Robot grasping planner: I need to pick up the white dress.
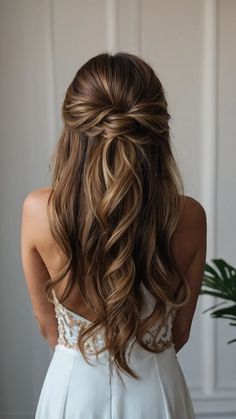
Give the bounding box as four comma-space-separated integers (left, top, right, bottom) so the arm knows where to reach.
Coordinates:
35, 282, 195, 419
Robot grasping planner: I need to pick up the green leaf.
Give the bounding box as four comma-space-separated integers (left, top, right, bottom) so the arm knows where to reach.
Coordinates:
212, 258, 236, 280
205, 304, 236, 322
227, 338, 236, 344
202, 301, 226, 314
201, 259, 236, 345
201, 259, 236, 302
204, 263, 220, 278
200, 290, 236, 302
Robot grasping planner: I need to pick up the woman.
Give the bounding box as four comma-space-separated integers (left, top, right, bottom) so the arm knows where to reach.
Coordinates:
21, 52, 207, 419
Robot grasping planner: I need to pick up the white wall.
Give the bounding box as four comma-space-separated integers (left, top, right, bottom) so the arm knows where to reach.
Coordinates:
0, 0, 235, 418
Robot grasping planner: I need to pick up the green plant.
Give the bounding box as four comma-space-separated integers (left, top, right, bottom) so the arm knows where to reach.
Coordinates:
200, 258, 236, 344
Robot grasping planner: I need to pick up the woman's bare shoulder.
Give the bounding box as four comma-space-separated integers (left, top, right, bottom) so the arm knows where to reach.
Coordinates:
178, 195, 207, 232
23, 187, 52, 209
22, 187, 53, 248
171, 195, 207, 273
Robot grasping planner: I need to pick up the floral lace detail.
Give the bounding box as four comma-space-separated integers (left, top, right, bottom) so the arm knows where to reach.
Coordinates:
142, 306, 176, 351
51, 289, 175, 355
51, 289, 104, 355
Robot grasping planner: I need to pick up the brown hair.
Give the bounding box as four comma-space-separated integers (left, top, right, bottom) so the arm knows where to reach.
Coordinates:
46, 52, 189, 379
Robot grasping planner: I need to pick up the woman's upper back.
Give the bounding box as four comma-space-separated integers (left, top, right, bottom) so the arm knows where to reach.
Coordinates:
26, 187, 205, 322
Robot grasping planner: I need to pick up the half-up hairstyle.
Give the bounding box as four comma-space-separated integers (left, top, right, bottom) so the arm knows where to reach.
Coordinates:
46, 52, 190, 379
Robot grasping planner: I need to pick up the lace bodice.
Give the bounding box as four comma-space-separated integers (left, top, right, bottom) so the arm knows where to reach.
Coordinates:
51, 283, 175, 357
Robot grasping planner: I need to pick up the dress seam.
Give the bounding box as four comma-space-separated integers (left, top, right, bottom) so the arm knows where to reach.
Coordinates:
60, 351, 77, 417
109, 354, 113, 419
153, 353, 168, 419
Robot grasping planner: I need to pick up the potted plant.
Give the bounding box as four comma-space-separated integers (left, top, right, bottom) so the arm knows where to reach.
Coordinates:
200, 258, 236, 344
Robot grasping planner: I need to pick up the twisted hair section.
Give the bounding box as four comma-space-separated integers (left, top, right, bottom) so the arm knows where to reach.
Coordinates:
46, 52, 190, 379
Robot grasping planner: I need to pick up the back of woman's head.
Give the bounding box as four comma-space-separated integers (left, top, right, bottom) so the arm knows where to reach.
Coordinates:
47, 52, 189, 379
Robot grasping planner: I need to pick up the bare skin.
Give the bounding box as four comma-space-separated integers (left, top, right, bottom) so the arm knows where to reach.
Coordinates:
21, 188, 207, 351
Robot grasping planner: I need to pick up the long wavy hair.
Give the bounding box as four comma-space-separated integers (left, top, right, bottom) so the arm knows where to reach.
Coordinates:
46, 52, 190, 379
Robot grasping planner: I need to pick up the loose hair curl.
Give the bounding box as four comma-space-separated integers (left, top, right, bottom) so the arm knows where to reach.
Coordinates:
46, 52, 190, 379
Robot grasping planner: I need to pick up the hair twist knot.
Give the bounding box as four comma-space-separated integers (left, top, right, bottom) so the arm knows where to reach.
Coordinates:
64, 100, 169, 141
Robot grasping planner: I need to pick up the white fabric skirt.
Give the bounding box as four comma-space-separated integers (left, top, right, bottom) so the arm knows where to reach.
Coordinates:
35, 343, 195, 419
